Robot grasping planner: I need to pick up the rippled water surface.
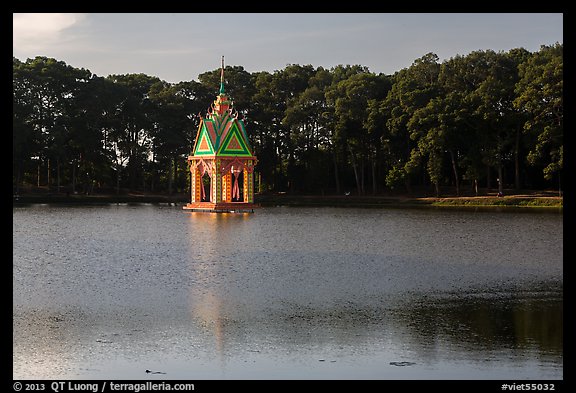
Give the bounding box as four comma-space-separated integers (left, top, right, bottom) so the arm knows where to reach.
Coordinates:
13, 205, 563, 379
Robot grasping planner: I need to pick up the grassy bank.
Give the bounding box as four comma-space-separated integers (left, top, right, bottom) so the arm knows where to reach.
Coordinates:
13, 190, 562, 209
428, 196, 563, 208
12, 192, 188, 205
255, 192, 563, 209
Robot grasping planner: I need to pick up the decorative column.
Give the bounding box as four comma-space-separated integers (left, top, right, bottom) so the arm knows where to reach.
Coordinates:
222, 171, 232, 203
244, 165, 254, 203
191, 162, 202, 203
213, 160, 222, 203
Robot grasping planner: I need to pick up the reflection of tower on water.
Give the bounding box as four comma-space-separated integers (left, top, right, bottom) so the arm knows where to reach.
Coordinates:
185, 212, 232, 374
190, 291, 226, 362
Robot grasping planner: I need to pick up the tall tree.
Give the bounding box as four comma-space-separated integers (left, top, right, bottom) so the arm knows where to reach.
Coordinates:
282, 66, 335, 192
251, 65, 315, 192
407, 93, 466, 196
106, 73, 160, 191
514, 43, 563, 192
250, 71, 280, 191
327, 71, 391, 195
473, 50, 529, 195
13, 56, 93, 192
13, 57, 41, 192
148, 80, 211, 193
438, 50, 526, 195
379, 53, 441, 193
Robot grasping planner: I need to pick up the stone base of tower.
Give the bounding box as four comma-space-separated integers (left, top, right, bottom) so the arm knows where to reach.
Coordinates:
183, 202, 259, 213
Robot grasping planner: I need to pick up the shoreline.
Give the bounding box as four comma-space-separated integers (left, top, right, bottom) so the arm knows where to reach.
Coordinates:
12, 191, 563, 210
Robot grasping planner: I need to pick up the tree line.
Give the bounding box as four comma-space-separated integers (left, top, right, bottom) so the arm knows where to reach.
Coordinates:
13, 43, 562, 197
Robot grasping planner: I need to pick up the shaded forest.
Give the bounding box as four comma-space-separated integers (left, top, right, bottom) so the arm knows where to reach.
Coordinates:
13, 44, 562, 197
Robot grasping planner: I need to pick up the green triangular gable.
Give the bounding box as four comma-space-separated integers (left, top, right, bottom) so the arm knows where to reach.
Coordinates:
193, 126, 215, 156
236, 120, 252, 151
217, 121, 252, 156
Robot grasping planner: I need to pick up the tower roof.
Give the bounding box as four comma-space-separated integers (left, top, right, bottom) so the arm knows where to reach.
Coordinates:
212, 55, 232, 116
219, 55, 225, 95
191, 57, 255, 158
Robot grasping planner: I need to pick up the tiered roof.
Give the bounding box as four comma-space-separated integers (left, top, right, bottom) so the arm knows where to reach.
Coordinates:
191, 57, 254, 158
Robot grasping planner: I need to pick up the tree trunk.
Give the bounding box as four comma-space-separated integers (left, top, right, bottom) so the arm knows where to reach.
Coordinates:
15, 160, 22, 194
371, 159, 377, 195
348, 146, 361, 196
486, 165, 491, 192
332, 151, 341, 194
449, 150, 460, 196
71, 161, 76, 194
116, 166, 121, 195
173, 158, 178, 193
47, 158, 51, 190
514, 127, 521, 190
288, 148, 296, 194
258, 172, 262, 193
56, 158, 61, 193
168, 158, 174, 195
360, 156, 365, 196
497, 164, 504, 195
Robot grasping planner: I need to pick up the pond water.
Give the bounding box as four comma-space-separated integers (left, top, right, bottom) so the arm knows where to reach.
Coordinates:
13, 205, 563, 380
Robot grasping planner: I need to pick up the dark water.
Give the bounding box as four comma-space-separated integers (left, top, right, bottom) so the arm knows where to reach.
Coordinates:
13, 205, 563, 379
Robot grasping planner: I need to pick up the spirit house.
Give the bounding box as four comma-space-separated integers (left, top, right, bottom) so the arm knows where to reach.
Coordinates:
184, 58, 258, 212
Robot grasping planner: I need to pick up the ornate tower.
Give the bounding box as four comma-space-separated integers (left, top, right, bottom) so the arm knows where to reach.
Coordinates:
184, 57, 258, 212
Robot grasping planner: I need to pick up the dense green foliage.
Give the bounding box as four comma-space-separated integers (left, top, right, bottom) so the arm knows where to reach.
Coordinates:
13, 44, 562, 196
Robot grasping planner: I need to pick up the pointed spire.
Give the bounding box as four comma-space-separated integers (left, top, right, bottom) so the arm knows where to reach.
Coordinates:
212, 56, 232, 116
219, 55, 225, 95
